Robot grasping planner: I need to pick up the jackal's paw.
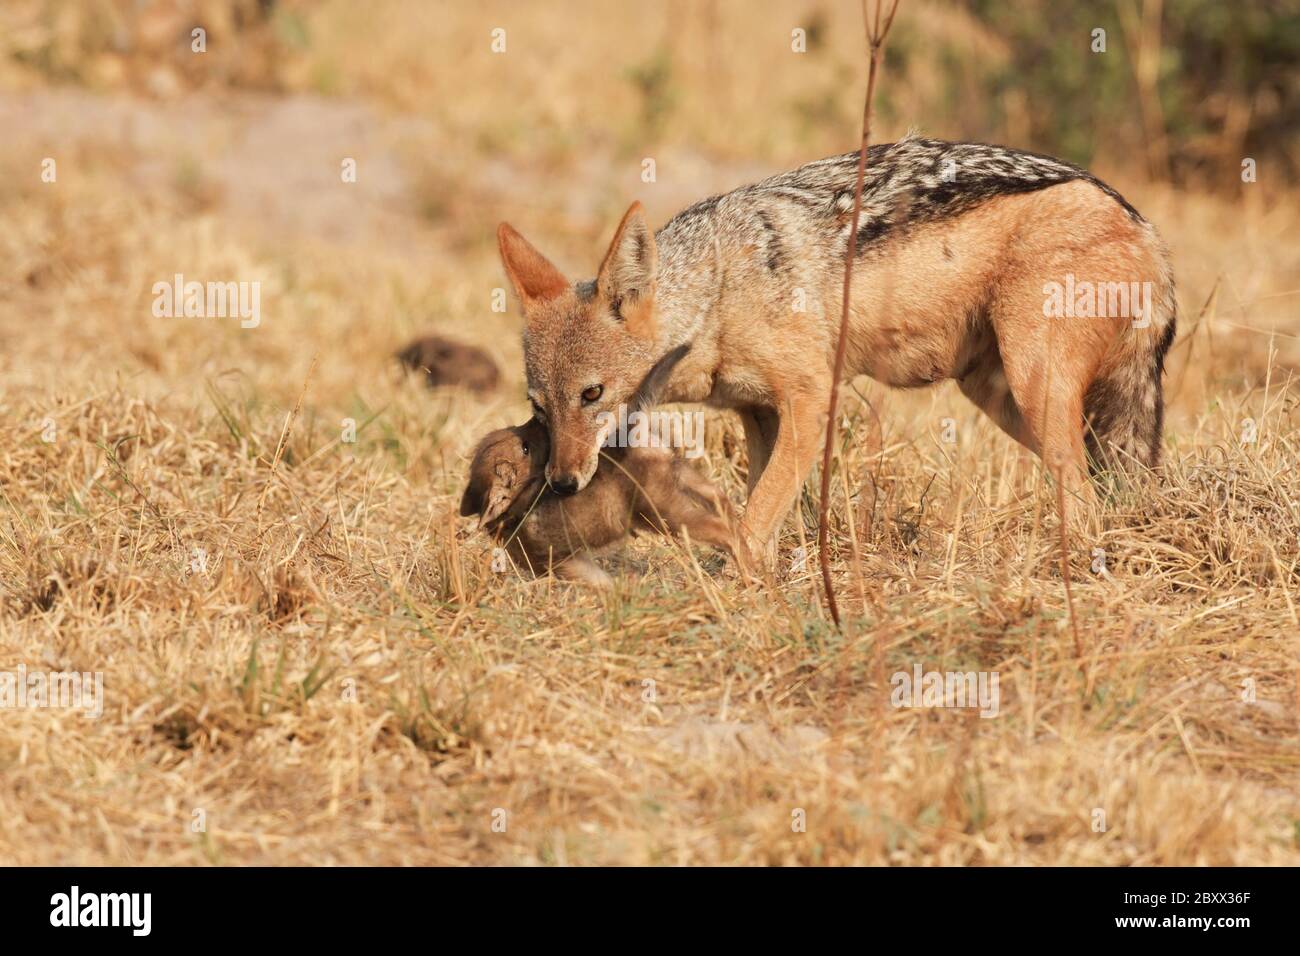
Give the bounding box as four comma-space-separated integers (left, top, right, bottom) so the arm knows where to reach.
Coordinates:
718, 555, 746, 583
717, 541, 768, 588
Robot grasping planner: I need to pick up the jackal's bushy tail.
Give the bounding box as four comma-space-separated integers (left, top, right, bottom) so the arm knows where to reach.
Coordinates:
1083, 266, 1177, 474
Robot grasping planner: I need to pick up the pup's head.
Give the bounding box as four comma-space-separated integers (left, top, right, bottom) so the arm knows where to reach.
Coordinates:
459, 418, 550, 527
497, 202, 665, 496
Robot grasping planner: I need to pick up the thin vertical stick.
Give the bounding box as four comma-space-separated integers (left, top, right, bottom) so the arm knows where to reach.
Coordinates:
818, 0, 901, 627
838, 457, 868, 614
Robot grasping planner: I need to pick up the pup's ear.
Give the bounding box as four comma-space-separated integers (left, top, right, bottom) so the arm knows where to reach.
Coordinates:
459, 476, 485, 518
629, 343, 691, 412
479, 483, 516, 526
498, 223, 570, 309
597, 201, 657, 340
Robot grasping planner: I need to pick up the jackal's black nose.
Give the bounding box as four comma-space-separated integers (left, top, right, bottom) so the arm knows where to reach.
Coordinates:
550, 476, 579, 497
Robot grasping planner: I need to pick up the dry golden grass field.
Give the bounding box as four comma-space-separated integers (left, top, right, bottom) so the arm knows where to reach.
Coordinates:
1, 1, 1298, 866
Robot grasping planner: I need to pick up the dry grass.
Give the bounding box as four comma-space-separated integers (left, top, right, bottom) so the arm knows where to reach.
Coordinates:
0, 1, 1298, 866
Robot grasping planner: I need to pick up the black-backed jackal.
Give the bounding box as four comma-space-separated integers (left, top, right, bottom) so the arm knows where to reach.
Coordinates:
497, 136, 1176, 563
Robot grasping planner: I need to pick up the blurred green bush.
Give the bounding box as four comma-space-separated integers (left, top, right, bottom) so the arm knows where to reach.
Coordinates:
959, 0, 1300, 183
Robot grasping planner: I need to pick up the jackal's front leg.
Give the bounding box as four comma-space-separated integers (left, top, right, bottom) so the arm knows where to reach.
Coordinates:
737, 392, 827, 563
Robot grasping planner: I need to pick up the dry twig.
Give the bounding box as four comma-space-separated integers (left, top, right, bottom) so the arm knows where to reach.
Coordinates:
818, 0, 902, 626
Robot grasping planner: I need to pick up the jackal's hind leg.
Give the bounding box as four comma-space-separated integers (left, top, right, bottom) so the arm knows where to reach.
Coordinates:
992, 297, 1100, 535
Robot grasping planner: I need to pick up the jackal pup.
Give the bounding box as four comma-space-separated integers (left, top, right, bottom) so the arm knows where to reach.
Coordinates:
459, 417, 739, 587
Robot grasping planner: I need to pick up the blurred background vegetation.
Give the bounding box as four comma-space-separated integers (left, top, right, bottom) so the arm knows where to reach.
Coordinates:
0, 0, 1296, 188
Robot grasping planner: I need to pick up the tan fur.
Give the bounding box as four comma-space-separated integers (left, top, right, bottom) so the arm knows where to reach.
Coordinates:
497, 140, 1175, 563
460, 419, 741, 587
734, 182, 1171, 538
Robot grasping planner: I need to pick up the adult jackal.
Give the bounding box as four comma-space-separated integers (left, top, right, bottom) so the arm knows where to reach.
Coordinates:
497, 136, 1176, 561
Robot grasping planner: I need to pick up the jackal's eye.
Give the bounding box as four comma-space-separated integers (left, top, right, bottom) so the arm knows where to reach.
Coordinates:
581, 385, 603, 405
521, 441, 529, 456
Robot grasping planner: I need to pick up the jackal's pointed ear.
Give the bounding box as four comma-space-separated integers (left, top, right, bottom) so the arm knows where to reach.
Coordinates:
497, 223, 570, 309
597, 202, 657, 339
